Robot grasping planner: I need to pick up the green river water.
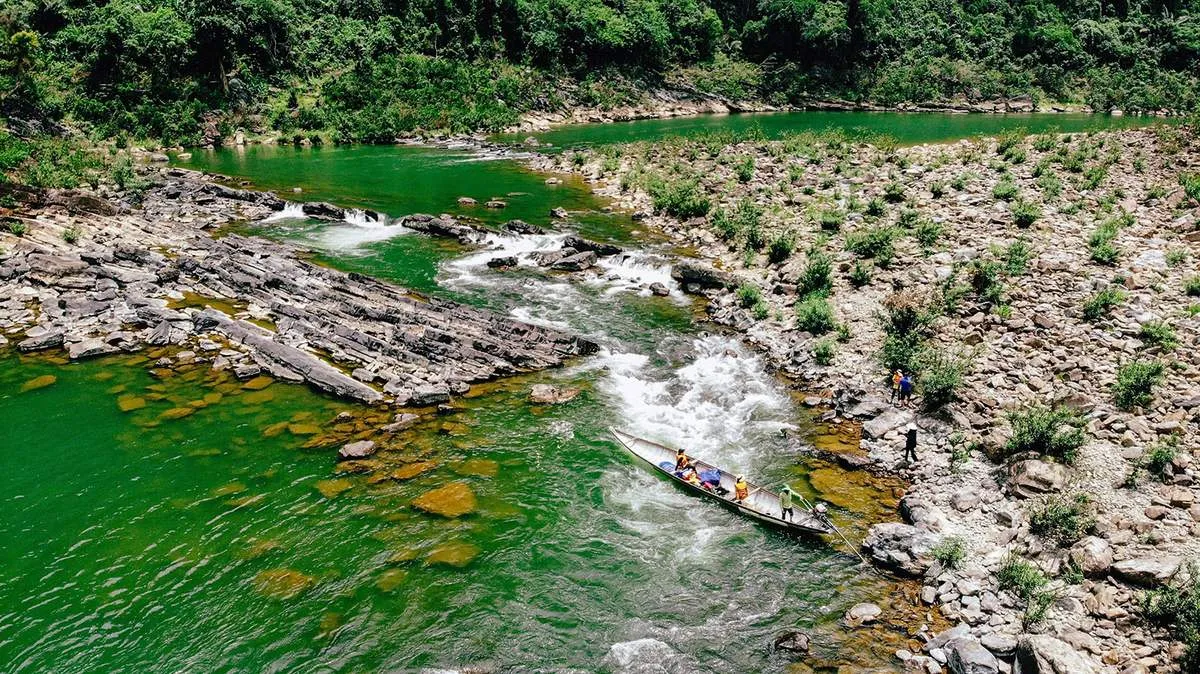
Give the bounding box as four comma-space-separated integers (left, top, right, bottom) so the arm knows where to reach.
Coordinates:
0, 111, 1164, 673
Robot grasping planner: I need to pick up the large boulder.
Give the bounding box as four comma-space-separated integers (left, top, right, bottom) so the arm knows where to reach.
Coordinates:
772, 630, 810, 654
862, 522, 938, 576
947, 636, 1000, 674
862, 407, 912, 439
843, 602, 882, 627
1111, 556, 1181, 587
529, 384, 581, 404
551, 250, 597, 271
563, 234, 623, 256
1014, 635, 1100, 674
670, 261, 735, 290
411, 482, 476, 518
1068, 536, 1113, 577
338, 440, 377, 461
1007, 460, 1069, 498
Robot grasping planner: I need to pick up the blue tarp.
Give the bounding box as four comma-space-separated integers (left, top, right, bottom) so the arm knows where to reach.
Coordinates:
699, 470, 721, 484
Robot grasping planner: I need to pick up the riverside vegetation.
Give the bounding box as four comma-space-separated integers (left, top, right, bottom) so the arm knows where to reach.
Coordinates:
2, 0, 1200, 145
540, 124, 1200, 672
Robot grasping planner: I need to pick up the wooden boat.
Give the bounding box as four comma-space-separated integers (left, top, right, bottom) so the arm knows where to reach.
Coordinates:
609, 428, 835, 536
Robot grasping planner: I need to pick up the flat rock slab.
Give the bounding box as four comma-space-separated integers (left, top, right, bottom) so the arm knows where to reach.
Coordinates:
412, 482, 477, 518
20, 374, 57, 392
337, 440, 377, 461
529, 384, 581, 404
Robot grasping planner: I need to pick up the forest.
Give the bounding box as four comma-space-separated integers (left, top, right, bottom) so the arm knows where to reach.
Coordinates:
0, 0, 1198, 143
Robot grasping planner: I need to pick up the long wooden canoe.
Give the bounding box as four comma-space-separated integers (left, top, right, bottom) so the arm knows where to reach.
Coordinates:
609, 428, 834, 536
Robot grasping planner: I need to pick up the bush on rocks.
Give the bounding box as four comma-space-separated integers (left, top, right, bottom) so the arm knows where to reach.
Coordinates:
1139, 321, 1178, 351
1029, 493, 1095, 546
915, 348, 971, 411
648, 176, 710, 219
1140, 435, 1181, 483
1113, 360, 1165, 410
849, 260, 872, 287
998, 553, 1048, 600
1082, 287, 1126, 321
736, 283, 762, 308
767, 230, 795, 264
1001, 405, 1087, 464
797, 251, 833, 297
931, 535, 966, 570
844, 225, 900, 266
1010, 197, 1042, 227
1186, 276, 1200, 297
1143, 561, 1200, 672
796, 296, 835, 335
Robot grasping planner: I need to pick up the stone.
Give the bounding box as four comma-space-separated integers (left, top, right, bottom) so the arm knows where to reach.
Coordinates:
18, 329, 65, 352
551, 250, 598, 271
412, 482, 476, 518
562, 235, 623, 257
862, 407, 912, 439
486, 256, 518, 269
253, 568, 316, 600
1007, 460, 1069, 498
670, 261, 735, 290
338, 440, 377, 461
844, 602, 882, 627
408, 385, 451, 407
649, 282, 670, 296
529, 384, 582, 404
424, 541, 480, 567
1014, 635, 1099, 674
314, 478, 353, 499
772, 630, 811, 654
951, 489, 981, 512
981, 633, 1017, 658
1111, 556, 1182, 587
389, 461, 437, 481
117, 395, 147, 412
456, 197, 476, 205
862, 522, 938, 576
1068, 536, 1113, 577
382, 413, 420, 433
68, 339, 119, 360
20, 374, 58, 392
946, 636, 1000, 674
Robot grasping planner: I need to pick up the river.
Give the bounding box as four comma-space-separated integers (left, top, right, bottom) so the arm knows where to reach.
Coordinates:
0, 111, 1164, 673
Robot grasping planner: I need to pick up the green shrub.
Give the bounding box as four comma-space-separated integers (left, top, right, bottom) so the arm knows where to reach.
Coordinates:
649, 177, 710, 218
1010, 198, 1041, 228
751, 301, 770, 320
844, 226, 899, 266
1003, 405, 1087, 464
768, 231, 795, 264
816, 207, 845, 231
6, 219, 28, 236
967, 259, 1005, 306
736, 283, 763, 308
951, 173, 970, 190
865, 197, 886, 217
1005, 239, 1031, 275
1113, 360, 1165, 410
997, 553, 1048, 600
62, 226, 81, 244
883, 181, 906, 203
915, 218, 943, 250
993, 177, 1019, 201
849, 261, 872, 287
898, 208, 920, 228
1166, 248, 1188, 267
1032, 134, 1057, 152
929, 181, 946, 198
1004, 145, 1027, 164
1141, 435, 1180, 483
1139, 321, 1178, 351
1082, 287, 1126, 321
796, 296, 835, 335
996, 128, 1026, 155
1143, 561, 1200, 673
948, 433, 978, 473
797, 252, 833, 297
1178, 172, 1200, 202
735, 155, 755, 183
1029, 493, 1095, 546
879, 332, 926, 374
813, 339, 835, 365
916, 348, 971, 410
931, 536, 967, 570
1185, 277, 1200, 297
880, 290, 938, 337
571, 151, 587, 166
1088, 217, 1124, 265
1036, 171, 1062, 199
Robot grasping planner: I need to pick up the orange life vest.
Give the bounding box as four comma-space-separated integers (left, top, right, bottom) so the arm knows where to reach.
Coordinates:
735, 480, 749, 500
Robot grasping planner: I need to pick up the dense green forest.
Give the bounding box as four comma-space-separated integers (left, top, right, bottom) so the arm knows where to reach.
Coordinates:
1, 0, 1198, 144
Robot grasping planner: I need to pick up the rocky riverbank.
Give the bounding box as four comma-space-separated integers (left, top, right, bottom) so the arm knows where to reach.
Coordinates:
534, 126, 1200, 673
0, 168, 597, 412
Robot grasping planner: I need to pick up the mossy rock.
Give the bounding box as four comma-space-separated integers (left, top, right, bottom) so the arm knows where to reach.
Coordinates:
159, 407, 196, 420
242, 375, 274, 390
117, 395, 147, 412
375, 568, 407, 593
253, 568, 316, 600
212, 480, 247, 497
20, 374, 57, 392
412, 482, 477, 518
288, 423, 322, 436
452, 459, 499, 478
424, 542, 480, 568
390, 461, 438, 481
237, 539, 282, 560
315, 478, 354, 499
242, 390, 276, 405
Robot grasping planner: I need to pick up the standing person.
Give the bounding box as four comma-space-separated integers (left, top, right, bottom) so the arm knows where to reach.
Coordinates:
890, 370, 903, 404
779, 485, 796, 521
904, 424, 918, 463
899, 373, 914, 406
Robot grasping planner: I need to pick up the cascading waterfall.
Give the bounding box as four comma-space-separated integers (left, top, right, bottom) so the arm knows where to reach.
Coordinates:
261, 202, 306, 222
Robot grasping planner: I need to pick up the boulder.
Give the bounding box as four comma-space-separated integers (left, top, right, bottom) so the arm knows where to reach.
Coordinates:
411, 482, 477, 518
530, 384, 581, 404
1068, 536, 1113, 577
67, 338, 120, 360
1111, 556, 1181, 587
772, 631, 811, 654
551, 250, 597, 271
946, 636, 1000, 674
670, 261, 735, 290
549, 206, 568, 218
862, 407, 911, 439
843, 602, 882, 627
1007, 460, 1069, 498
502, 219, 544, 235
649, 282, 670, 296
456, 197, 476, 206
338, 440, 377, 461
1014, 635, 1099, 674
486, 256, 518, 269
862, 522, 938, 576
562, 234, 623, 257
17, 328, 64, 352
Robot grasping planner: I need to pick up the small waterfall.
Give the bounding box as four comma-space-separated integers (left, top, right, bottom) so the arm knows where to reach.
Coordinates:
343, 208, 386, 228
591, 252, 682, 300
262, 202, 306, 222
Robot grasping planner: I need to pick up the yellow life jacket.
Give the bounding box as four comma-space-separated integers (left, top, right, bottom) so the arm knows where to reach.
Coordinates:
675, 452, 690, 470
735, 479, 749, 500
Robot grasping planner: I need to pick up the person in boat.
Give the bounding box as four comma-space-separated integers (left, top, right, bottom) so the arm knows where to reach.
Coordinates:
733, 475, 749, 504
698, 469, 729, 496
684, 469, 703, 487
674, 448, 693, 475
779, 485, 796, 521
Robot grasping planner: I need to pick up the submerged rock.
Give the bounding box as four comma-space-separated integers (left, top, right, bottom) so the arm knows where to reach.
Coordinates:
389, 461, 438, 481
412, 482, 477, 517
772, 630, 810, 654
424, 541, 480, 567
20, 374, 57, 392
117, 395, 147, 412
375, 568, 407, 592
843, 602, 882, 627
253, 568, 316, 600
529, 384, 581, 404
314, 478, 354, 499
338, 440, 377, 461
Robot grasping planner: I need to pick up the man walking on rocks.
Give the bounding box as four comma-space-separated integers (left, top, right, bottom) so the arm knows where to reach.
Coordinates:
903, 424, 918, 463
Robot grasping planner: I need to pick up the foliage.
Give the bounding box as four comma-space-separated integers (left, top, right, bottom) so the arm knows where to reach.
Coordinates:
992, 177, 1019, 201
5, 219, 28, 236
1139, 321, 1178, 351
1004, 239, 1031, 275
998, 553, 1048, 601
883, 181, 906, 203
931, 536, 966, 570
813, 339, 835, 365
736, 283, 762, 309
1082, 287, 1126, 321
844, 225, 899, 266
734, 155, 755, 183
1141, 435, 1181, 483
1142, 561, 1200, 673
649, 176, 710, 218
1187, 277, 1200, 297
797, 251, 833, 297
768, 230, 795, 264
61, 226, 81, 244
1002, 405, 1087, 464
796, 296, 835, 335
1029, 493, 1095, 546
1113, 360, 1165, 410
916, 348, 971, 411
915, 218, 943, 251
849, 260, 872, 287
1010, 198, 1041, 228
816, 207, 845, 231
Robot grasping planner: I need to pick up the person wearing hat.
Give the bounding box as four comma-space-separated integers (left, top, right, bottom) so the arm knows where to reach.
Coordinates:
733, 475, 749, 503
779, 485, 796, 521
904, 423, 918, 463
